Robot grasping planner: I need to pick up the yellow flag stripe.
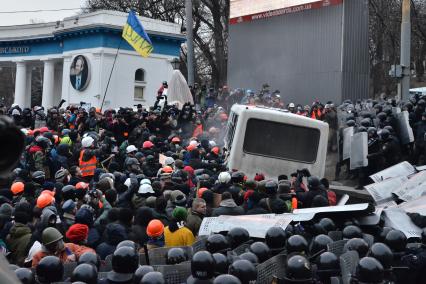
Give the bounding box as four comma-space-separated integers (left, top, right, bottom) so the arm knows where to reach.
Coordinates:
122, 23, 153, 58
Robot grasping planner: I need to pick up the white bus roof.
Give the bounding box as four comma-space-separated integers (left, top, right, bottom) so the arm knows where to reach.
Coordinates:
230, 104, 328, 128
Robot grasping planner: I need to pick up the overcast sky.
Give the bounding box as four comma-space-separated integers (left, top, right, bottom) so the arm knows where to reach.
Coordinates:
0, 0, 86, 26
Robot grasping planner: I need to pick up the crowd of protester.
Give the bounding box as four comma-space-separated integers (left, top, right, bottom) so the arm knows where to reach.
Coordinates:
0, 84, 425, 283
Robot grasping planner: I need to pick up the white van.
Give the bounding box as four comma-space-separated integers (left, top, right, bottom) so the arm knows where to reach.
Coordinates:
224, 105, 329, 178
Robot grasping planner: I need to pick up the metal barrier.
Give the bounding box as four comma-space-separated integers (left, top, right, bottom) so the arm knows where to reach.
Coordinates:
339, 251, 359, 284
327, 240, 348, 257
154, 262, 191, 284
256, 253, 287, 283
192, 236, 208, 253
148, 246, 193, 265
328, 231, 343, 241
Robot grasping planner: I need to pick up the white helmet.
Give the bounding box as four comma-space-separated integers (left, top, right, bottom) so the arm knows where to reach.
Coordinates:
289, 103, 295, 108
138, 183, 154, 194
209, 141, 216, 147
81, 136, 94, 148
218, 172, 231, 184
165, 157, 175, 166
140, 178, 151, 185
126, 145, 138, 154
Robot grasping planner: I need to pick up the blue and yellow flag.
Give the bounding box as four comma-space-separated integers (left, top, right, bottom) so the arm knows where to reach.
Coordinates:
122, 11, 154, 57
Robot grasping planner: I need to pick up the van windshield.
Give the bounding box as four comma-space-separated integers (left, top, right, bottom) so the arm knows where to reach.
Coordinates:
243, 118, 320, 163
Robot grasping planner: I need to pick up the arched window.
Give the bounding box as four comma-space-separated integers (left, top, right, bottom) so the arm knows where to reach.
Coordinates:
135, 68, 145, 82
134, 68, 146, 100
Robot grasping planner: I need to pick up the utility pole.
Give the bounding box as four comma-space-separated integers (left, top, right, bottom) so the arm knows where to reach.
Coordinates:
399, 0, 411, 101
186, 0, 195, 87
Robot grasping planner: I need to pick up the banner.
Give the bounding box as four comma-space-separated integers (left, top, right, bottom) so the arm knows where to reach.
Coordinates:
369, 161, 416, 183
350, 132, 368, 170
392, 171, 426, 202
342, 127, 354, 161
383, 208, 422, 238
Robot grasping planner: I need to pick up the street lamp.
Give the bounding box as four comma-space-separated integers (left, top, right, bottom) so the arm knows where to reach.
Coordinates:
171, 57, 180, 70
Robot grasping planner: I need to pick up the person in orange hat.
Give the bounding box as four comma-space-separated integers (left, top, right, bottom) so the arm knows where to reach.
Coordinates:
11, 182, 25, 197
146, 219, 165, 250
36, 193, 55, 209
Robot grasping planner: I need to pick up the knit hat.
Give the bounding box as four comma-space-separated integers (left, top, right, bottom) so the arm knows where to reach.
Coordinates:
62, 200, 76, 213
0, 203, 13, 218
172, 207, 188, 222
254, 173, 265, 182
170, 190, 186, 205
66, 223, 89, 243
43, 181, 55, 191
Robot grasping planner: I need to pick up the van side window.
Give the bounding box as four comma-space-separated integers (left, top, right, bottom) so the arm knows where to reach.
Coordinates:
225, 112, 239, 150
243, 118, 320, 163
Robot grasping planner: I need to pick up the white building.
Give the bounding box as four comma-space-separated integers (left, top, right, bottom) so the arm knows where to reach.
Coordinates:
0, 10, 185, 109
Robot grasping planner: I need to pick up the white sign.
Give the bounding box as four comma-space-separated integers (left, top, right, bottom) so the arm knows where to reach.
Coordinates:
293, 203, 370, 215
369, 161, 416, 183
397, 195, 426, 215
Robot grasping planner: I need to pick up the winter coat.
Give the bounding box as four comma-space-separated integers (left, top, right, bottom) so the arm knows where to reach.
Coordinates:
6, 223, 32, 266
164, 222, 195, 247
96, 223, 127, 260
32, 243, 95, 268
185, 210, 204, 236
212, 199, 245, 217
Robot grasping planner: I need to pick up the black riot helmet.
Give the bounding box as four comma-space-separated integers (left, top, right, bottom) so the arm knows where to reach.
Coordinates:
78, 252, 101, 270
15, 268, 35, 284
191, 251, 215, 280
342, 225, 362, 239
286, 235, 308, 254
71, 263, 98, 284
346, 120, 356, 127
360, 118, 371, 127
264, 180, 278, 195
367, 127, 377, 136
229, 259, 257, 284
384, 125, 394, 134
310, 234, 333, 255
206, 234, 229, 254
249, 242, 270, 263
111, 246, 139, 274
357, 126, 367, 133
317, 252, 340, 279
166, 247, 187, 265
213, 253, 229, 275
318, 218, 336, 234
343, 238, 369, 257
285, 255, 313, 281
117, 240, 139, 251
227, 227, 250, 249
385, 230, 407, 252
355, 257, 384, 284
134, 266, 155, 284
368, 243, 393, 270
265, 226, 286, 250
377, 112, 387, 121
213, 274, 242, 284
378, 227, 392, 242
380, 129, 391, 141
141, 271, 165, 284
36, 256, 64, 283
239, 252, 259, 265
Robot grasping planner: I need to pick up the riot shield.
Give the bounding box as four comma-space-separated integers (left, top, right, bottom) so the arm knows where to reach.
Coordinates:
395, 110, 414, 145
342, 127, 354, 161
350, 132, 368, 170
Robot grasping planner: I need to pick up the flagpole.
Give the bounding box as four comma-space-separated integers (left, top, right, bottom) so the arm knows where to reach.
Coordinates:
100, 37, 123, 111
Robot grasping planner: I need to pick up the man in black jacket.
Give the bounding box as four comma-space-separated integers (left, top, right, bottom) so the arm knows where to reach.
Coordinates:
212, 192, 244, 216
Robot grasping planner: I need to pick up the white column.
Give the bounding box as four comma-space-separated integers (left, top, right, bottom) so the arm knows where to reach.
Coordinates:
14, 61, 27, 107
42, 60, 55, 109
24, 67, 32, 108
